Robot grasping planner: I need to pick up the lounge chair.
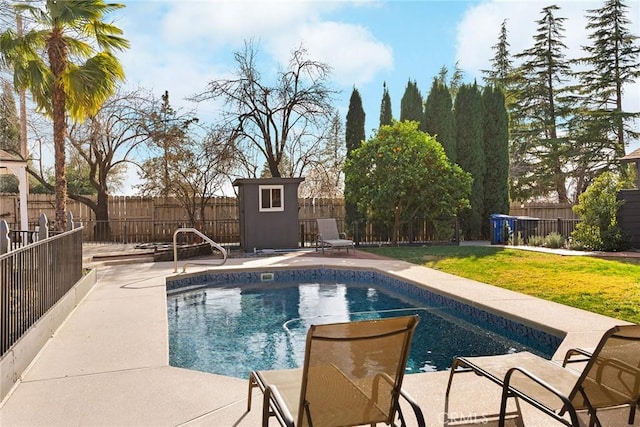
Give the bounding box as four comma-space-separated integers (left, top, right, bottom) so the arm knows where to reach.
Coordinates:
247, 315, 426, 427
315, 218, 354, 254
445, 324, 640, 427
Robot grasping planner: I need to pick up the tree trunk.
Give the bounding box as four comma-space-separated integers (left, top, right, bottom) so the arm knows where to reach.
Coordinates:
94, 190, 111, 241
48, 29, 68, 231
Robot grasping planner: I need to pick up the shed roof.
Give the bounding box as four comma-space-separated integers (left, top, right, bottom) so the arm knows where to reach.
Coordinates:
620, 148, 640, 163
0, 149, 26, 165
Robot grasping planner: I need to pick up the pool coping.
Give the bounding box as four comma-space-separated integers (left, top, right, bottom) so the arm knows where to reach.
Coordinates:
0, 254, 632, 426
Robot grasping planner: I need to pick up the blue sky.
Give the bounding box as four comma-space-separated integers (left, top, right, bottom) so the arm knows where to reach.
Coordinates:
113, 0, 639, 194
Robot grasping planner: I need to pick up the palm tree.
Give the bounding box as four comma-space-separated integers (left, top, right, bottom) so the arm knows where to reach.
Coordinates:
0, 0, 129, 230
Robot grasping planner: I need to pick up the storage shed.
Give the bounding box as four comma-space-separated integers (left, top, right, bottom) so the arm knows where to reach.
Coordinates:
233, 178, 304, 252
619, 148, 640, 248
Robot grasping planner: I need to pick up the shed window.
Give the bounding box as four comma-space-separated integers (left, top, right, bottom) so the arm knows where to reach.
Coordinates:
259, 185, 284, 212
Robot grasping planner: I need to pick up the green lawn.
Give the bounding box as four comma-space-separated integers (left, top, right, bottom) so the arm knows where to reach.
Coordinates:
362, 245, 640, 324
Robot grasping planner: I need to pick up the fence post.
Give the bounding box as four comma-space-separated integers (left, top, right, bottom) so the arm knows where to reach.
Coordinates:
37, 213, 49, 241
0, 220, 10, 254
67, 211, 74, 231
557, 217, 563, 238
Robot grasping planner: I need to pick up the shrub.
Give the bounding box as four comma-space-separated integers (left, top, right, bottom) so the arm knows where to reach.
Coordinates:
527, 235, 545, 247
571, 172, 629, 251
544, 232, 565, 249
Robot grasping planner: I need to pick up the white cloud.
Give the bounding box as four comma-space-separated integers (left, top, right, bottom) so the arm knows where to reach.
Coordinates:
118, 1, 393, 101
268, 21, 393, 86
456, 1, 606, 77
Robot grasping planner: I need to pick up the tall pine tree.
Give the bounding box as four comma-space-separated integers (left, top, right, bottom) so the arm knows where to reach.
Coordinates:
571, 0, 640, 189
482, 20, 513, 88
513, 5, 574, 203
344, 87, 366, 232
482, 85, 510, 235
399, 80, 423, 123
379, 82, 393, 127
423, 78, 456, 162
455, 82, 485, 239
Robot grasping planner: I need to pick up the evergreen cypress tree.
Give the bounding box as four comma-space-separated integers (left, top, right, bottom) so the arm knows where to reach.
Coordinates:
481, 19, 537, 203
344, 87, 366, 234
482, 85, 510, 235
379, 82, 393, 127
423, 78, 456, 162
571, 0, 639, 187
345, 87, 366, 155
399, 80, 423, 123
513, 5, 574, 203
454, 82, 485, 239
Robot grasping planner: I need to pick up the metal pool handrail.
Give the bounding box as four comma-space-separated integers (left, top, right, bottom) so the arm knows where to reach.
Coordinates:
173, 228, 227, 273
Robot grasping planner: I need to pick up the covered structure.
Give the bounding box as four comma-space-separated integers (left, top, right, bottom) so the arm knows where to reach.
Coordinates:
233, 177, 304, 251
619, 148, 640, 248
0, 149, 28, 231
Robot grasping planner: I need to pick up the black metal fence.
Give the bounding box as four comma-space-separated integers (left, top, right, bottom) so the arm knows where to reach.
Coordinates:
77, 217, 459, 248
1, 227, 83, 357
491, 216, 580, 245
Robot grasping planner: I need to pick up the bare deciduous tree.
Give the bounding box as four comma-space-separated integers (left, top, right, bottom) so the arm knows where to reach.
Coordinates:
193, 40, 337, 178
28, 89, 153, 239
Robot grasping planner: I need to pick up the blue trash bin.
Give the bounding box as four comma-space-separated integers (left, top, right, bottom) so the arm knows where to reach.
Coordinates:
490, 214, 514, 244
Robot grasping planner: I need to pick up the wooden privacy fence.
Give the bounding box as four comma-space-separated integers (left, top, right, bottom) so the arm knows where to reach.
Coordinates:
1, 194, 578, 244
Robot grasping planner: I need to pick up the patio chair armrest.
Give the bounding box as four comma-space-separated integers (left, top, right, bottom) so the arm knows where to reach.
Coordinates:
399, 388, 427, 427
263, 384, 295, 427
562, 347, 592, 367
372, 373, 426, 427
339, 231, 348, 239
501, 366, 579, 426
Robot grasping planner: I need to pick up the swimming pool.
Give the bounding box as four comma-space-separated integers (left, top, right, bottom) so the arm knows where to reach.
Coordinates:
166, 268, 562, 379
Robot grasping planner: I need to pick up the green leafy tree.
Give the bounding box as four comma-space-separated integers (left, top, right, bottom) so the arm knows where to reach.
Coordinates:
399, 80, 422, 124
0, 0, 129, 230
0, 80, 21, 192
570, 0, 640, 188
455, 82, 485, 239
344, 87, 366, 230
512, 5, 574, 203
379, 82, 393, 127
344, 120, 471, 244
423, 78, 456, 162
0, 70, 20, 194
0, 80, 19, 153
482, 85, 510, 235
571, 171, 630, 251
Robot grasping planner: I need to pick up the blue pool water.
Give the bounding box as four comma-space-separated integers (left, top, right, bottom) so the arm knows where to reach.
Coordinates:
167, 278, 559, 379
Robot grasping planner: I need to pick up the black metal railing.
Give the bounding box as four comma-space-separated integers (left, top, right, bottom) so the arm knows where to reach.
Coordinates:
299, 217, 459, 248
1, 227, 83, 357
507, 218, 580, 245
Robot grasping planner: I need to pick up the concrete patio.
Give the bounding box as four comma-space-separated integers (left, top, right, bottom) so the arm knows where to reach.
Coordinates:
0, 249, 637, 426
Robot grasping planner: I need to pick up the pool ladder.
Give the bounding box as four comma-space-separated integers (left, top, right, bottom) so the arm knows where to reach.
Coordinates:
173, 228, 227, 273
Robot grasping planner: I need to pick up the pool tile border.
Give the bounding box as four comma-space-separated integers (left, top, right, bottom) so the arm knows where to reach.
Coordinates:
166, 266, 563, 357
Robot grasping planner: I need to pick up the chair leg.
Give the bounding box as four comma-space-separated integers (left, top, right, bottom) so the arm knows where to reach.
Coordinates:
629, 403, 637, 425
247, 372, 257, 412
262, 387, 272, 427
